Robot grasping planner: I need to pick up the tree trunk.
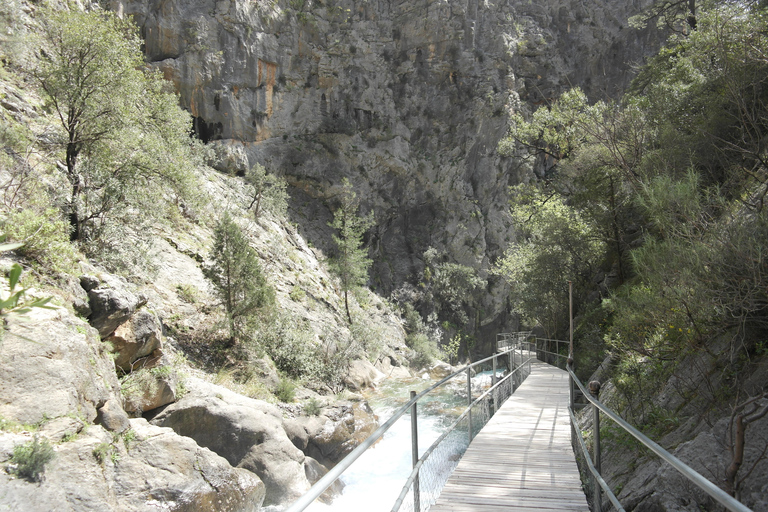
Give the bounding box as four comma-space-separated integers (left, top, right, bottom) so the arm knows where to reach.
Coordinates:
66, 138, 81, 241
344, 289, 352, 324
725, 414, 745, 496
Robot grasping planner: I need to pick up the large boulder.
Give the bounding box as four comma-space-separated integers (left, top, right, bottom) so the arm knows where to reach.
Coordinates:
122, 366, 180, 416
299, 401, 379, 467
106, 309, 163, 373
344, 358, 386, 391
0, 307, 121, 424
82, 274, 146, 338
0, 419, 265, 511
149, 378, 312, 506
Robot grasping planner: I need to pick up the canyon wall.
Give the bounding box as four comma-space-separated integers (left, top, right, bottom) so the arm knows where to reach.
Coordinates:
117, 0, 663, 343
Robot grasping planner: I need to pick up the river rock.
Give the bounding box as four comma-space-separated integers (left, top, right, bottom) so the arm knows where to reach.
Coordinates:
375, 354, 412, 379
0, 307, 121, 425
0, 419, 265, 511
305, 401, 378, 466
344, 358, 386, 391
427, 361, 456, 380
303, 456, 344, 504
148, 377, 312, 506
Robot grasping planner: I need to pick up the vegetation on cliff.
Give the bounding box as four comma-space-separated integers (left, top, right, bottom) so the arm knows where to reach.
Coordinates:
498, 1, 768, 502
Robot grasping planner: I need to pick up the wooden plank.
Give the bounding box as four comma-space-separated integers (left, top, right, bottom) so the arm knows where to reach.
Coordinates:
430, 360, 589, 512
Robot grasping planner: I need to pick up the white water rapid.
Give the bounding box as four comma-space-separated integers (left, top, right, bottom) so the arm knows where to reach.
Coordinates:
266, 370, 505, 512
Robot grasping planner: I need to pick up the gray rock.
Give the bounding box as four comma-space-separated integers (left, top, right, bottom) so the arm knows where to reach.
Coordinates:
343, 358, 385, 391
39, 416, 86, 443
86, 275, 146, 338
96, 399, 130, 433
210, 140, 249, 174
0, 307, 120, 424
149, 378, 311, 506
306, 401, 378, 466
0, 421, 266, 512
107, 309, 163, 372
303, 456, 344, 504
122, 368, 178, 416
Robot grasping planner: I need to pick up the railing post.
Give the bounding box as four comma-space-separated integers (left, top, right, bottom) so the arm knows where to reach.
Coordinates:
467, 367, 473, 444
569, 361, 575, 409
491, 354, 497, 415
410, 390, 420, 512
589, 380, 602, 512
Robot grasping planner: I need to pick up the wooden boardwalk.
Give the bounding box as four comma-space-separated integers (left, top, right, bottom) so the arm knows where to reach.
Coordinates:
431, 359, 589, 512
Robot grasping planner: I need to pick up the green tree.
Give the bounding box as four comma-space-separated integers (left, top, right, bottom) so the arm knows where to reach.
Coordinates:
244, 163, 289, 220
204, 213, 274, 345
422, 247, 486, 327
329, 178, 374, 324
32, 8, 198, 242
493, 184, 604, 337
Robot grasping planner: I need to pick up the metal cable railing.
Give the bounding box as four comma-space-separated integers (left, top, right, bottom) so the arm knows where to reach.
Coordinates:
284, 341, 535, 512
288, 332, 752, 512
526, 335, 752, 512
390, 344, 535, 512
566, 361, 752, 512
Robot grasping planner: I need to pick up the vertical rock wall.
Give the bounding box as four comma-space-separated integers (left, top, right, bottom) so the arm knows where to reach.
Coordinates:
117, 0, 663, 343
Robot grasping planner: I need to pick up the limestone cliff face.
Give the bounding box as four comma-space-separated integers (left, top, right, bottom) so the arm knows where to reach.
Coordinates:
117, 0, 662, 341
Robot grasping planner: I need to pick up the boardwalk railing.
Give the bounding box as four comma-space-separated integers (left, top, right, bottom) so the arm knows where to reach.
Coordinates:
525, 335, 752, 512
390, 342, 535, 512
285, 342, 536, 512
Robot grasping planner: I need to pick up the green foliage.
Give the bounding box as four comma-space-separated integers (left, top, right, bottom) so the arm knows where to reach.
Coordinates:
406, 332, 441, 369
422, 247, 486, 327
329, 178, 374, 324
204, 212, 274, 345
245, 163, 289, 220
92, 442, 114, 465
493, 184, 603, 337
176, 284, 201, 304
0, 262, 54, 325
289, 284, 306, 302
349, 315, 384, 360
445, 333, 462, 365
628, 0, 699, 32
32, 7, 200, 244
259, 315, 318, 379
303, 397, 322, 416
276, 377, 296, 402
3, 207, 77, 272
9, 435, 55, 482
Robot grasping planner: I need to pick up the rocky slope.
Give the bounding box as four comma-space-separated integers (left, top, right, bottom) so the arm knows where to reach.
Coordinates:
115, 0, 666, 349
0, 176, 408, 510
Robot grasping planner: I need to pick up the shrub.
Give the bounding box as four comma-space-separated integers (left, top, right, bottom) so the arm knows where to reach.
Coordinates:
304, 397, 322, 416
3, 207, 77, 272
9, 435, 55, 482
204, 212, 274, 345
176, 284, 201, 304
349, 316, 383, 360
407, 332, 440, 369
276, 377, 296, 402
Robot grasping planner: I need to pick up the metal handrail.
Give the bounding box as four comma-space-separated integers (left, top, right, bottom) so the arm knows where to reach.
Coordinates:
567, 406, 625, 512
284, 344, 527, 512
566, 362, 752, 512
390, 349, 535, 511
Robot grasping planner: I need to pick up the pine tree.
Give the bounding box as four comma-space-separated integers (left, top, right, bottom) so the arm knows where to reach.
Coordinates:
204, 213, 274, 345
329, 179, 374, 324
